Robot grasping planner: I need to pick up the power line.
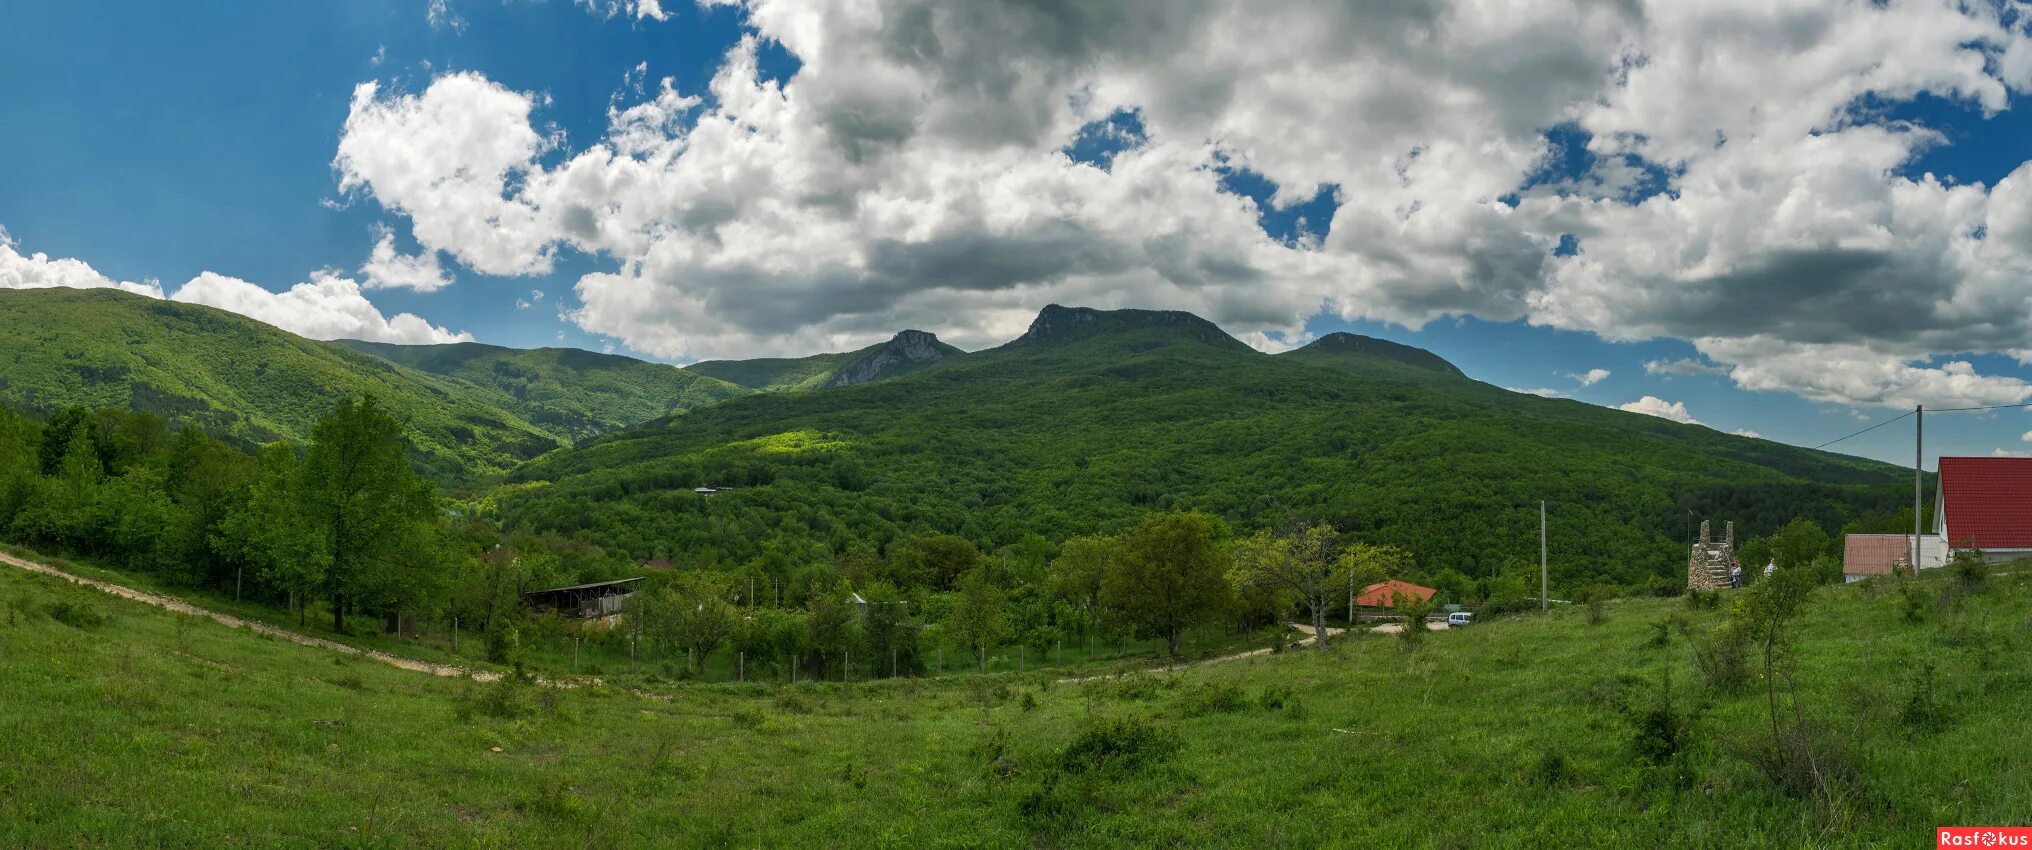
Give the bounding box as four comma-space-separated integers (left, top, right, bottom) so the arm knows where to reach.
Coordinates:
1926, 400, 2032, 413
1812, 410, 1912, 450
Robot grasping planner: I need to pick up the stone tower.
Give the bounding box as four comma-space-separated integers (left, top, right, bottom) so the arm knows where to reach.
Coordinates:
1687, 520, 1736, 591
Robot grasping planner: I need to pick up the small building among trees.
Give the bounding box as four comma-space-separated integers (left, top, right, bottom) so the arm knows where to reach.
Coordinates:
1355, 579, 1435, 608
523, 577, 644, 620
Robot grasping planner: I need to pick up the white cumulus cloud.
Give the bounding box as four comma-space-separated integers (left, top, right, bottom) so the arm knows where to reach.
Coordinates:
321, 0, 2032, 404
1568, 368, 1610, 387
173, 271, 470, 345
1618, 395, 1700, 425
359, 223, 452, 291
0, 228, 164, 298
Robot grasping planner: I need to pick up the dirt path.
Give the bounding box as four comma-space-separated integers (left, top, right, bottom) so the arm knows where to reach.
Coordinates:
0, 551, 502, 683
1058, 622, 1345, 684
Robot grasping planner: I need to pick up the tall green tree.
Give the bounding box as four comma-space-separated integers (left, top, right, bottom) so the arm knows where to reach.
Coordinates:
297, 396, 438, 633
1101, 511, 1233, 658
944, 567, 1009, 671
1230, 522, 1348, 650
1768, 518, 1832, 571
1047, 534, 1111, 638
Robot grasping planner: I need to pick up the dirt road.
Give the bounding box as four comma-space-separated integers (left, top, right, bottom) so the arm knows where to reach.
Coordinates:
0, 551, 501, 682
1058, 622, 1346, 684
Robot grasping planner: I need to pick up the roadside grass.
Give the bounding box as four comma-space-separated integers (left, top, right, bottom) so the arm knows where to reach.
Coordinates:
1, 563, 2027, 847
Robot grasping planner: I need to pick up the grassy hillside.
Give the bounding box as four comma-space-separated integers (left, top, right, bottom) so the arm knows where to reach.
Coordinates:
687, 349, 870, 392
500, 306, 1910, 590
337, 339, 751, 443
687, 331, 963, 393
4, 556, 2025, 846
0, 289, 557, 480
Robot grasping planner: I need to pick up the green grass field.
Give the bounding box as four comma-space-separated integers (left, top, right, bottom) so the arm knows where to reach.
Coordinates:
3, 561, 2027, 848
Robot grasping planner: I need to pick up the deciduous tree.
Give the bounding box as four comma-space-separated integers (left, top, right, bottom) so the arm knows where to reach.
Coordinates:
1101, 511, 1233, 658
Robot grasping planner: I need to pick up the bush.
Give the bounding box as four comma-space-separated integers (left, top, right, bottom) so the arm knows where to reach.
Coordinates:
461, 673, 538, 720
1951, 550, 1989, 593
1583, 586, 1610, 626
1629, 672, 1688, 764
1899, 583, 1931, 623
1684, 589, 1720, 611
1177, 681, 1248, 717
1256, 684, 1293, 712
48, 598, 106, 629
1898, 661, 1949, 733
1691, 619, 1751, 693
1058, 715, 1180, 775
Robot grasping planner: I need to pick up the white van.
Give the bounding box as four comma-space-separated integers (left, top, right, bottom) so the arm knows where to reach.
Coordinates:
1447, 612, 1473, 627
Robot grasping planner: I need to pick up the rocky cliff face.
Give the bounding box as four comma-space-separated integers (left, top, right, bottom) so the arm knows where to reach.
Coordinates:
825, 330, 956, 387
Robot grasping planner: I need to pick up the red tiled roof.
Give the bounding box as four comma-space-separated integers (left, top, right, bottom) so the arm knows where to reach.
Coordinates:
1842, 534, 1908, 576
1356, 579, 1436, 608
1938, 456, 2032, 550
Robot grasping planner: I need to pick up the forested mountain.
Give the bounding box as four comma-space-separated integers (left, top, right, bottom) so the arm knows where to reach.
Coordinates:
0, 289, 558, 480
687, 330, 963, 392
335, 339, 750, 442
498, 305, 1912, 591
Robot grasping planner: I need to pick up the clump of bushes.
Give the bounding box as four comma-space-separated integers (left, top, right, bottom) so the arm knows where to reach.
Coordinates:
1628, 671, 1689, 764
1058, 715, 1180, 775
457, 671, 541, 721
48, 598, 106, 630
1176, 681, 1248, 717
1021, 715, 1182, 836
1690, 617, 1751, 693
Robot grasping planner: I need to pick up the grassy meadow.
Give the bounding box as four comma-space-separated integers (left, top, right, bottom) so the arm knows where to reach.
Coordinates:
3, 560, 2029, 847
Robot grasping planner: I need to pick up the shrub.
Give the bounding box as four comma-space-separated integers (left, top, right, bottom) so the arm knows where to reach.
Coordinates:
1584, 587, 1609, 626
1647, 575, 1687, 598
1256, 684, 1293, 712
1648, 619, 1673, 649
1058, 715, 1179, 775
1177, 681, 1248, 717
462, 674, 537, 720
1950, 550, 1989, 593
1685, 589, 1720, 611
1899, 583, 1931, 623
1629, 672, 1688, 764
1898, 661, 1949, 733
48, 598, 105, 629
1691, 619, 1751, 693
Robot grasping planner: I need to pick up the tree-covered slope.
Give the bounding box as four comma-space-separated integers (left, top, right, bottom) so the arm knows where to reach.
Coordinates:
335, 339, 751, 442
0, 288, 557, 480
499, 305, 1911, 589
687, 330, 964, 392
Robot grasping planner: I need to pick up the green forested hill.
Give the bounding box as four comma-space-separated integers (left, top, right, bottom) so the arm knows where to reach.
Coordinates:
687, 330, 964, 392
335, 339, 750, 442
0, 289, 558, 480
499, 305, 1911, 590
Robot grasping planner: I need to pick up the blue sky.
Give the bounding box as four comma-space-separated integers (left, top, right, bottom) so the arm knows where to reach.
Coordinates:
7, 0, 2032, 469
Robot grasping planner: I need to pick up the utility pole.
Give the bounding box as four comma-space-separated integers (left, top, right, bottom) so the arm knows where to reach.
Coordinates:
1914, 404, 1924, 571
1540, 501, 1549, 612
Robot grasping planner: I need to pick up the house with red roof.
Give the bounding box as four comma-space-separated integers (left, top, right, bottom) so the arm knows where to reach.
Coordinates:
1932, 456, 2032, 563
1355, 579, 1436, 608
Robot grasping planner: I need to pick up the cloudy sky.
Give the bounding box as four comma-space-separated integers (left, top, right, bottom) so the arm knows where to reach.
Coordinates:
9, 0, 2032, 466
